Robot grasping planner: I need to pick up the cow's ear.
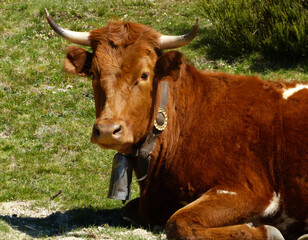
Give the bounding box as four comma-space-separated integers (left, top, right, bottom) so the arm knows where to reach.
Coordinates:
64, 46, 92, 76
155, 51, 184, 81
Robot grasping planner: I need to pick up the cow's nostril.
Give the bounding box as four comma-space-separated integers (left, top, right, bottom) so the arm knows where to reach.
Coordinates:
94, 125, 100, 137
113, 125, 122, 136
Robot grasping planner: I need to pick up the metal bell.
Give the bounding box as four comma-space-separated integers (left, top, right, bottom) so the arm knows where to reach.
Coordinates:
108, 153, 132, 201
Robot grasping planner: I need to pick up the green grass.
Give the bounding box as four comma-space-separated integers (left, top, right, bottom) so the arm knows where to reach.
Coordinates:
0, 0, 307, 239
0, 221, 10, 234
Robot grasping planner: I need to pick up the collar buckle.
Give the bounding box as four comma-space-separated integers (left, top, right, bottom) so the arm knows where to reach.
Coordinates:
154, 108, 168, 131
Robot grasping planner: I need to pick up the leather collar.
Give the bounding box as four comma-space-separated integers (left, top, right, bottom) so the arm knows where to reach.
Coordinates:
134, 81, 169, 181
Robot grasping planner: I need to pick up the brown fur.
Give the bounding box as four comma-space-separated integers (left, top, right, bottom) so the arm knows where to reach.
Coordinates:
62, 20, 308, 240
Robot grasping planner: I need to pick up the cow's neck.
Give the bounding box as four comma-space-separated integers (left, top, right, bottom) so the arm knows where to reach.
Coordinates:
137, 63, 211, 191
134, 81, 169, 181
151, 63, 205, 174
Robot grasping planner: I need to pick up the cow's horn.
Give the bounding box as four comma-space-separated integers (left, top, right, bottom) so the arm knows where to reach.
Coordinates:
159, 18, 199, 50
45, 8, 91, 46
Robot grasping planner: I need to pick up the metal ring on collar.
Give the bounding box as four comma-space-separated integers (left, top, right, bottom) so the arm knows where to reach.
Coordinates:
154, 108, 168, 131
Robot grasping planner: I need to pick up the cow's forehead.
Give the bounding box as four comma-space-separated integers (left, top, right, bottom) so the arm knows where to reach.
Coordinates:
89, 21, 160, 75
91, 39, 158, 84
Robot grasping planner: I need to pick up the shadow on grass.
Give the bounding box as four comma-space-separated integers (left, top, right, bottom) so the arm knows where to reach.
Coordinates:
0, 207, 125, 238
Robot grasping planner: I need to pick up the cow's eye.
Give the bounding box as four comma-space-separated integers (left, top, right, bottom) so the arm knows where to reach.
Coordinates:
141, 72, 149, 80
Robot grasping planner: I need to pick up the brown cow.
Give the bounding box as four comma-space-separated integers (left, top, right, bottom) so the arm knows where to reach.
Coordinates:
45, 9, 308, 240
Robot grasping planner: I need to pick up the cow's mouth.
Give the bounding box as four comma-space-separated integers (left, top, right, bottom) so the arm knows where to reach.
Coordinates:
96, 142, 133, 155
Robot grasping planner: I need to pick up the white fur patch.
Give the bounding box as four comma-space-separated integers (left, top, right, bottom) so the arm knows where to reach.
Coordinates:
216, 190, 237, 195
263, 192, 280, 217
283, 84, 308, 99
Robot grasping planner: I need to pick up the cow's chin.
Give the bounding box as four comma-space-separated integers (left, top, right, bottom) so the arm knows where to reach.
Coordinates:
97, 143, 133, 155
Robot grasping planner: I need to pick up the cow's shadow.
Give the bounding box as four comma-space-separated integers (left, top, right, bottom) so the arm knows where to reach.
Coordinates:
0, 207, 125, 238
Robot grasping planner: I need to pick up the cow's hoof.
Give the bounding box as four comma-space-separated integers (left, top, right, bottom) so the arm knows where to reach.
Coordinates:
298, 234, 308, 240
265, 225, 285, 240
123, 216, 139, 227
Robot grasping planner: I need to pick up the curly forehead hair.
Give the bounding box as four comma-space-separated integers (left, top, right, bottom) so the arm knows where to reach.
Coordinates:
89, 21, 161, 49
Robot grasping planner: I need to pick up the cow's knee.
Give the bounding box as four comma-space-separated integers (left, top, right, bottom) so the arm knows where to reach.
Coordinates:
165, 212, 195, 240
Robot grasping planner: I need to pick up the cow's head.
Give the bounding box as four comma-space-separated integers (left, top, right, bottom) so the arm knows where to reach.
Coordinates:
45, 9, 198, 154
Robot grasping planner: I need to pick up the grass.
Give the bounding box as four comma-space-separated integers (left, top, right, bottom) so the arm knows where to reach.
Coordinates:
0, 0, 307, 239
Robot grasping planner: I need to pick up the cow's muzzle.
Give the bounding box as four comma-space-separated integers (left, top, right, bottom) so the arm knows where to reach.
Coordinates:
91, 119, 133, 153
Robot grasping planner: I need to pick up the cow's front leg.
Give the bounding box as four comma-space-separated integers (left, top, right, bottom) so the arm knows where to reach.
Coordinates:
123, 197, 142, 226
123, 194, 179, 228
165, 188, 284, 240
